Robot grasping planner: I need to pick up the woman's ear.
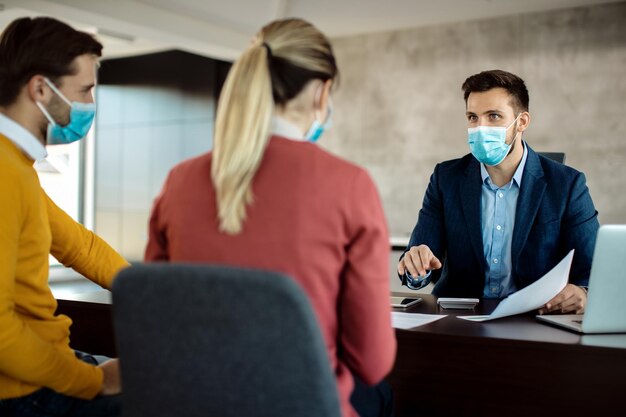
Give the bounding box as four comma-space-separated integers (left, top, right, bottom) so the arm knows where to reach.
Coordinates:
318, 79, 333, 115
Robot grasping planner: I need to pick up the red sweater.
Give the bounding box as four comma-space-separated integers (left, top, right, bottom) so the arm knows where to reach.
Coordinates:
145, 136, 396, 417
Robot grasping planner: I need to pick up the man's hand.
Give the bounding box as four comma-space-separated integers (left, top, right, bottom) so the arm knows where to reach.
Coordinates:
98, 358, 121, 396
538, 284, 587, 315
397, 244, 442, 278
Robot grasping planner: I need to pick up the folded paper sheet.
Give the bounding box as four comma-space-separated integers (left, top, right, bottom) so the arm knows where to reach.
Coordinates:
391, 312, 447, 329
459, 249, 574, 322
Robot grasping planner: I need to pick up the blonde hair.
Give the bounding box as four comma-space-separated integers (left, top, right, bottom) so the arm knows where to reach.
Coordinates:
212, 18, 338, 234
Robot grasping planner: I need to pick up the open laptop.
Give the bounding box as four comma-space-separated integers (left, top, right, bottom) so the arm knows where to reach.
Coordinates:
536, 225, 626, 334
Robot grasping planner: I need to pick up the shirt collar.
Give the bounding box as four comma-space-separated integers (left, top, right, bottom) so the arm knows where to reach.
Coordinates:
270, 116, 306, 141
480, 141, 528, 188
0, 112, 47, 161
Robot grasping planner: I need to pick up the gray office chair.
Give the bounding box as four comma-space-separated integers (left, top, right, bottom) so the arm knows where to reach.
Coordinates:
112, 264, 341, 417
538, 151, 566, 164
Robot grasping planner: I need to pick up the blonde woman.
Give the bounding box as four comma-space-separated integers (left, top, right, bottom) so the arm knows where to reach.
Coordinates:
145, 19, 396, 417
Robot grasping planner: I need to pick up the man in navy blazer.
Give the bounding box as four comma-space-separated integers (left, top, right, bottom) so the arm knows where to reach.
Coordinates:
398, 70, 599, 314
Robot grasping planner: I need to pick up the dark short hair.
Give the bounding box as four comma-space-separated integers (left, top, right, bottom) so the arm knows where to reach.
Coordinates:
462, 69, 529, 112
0, 17, 103, 106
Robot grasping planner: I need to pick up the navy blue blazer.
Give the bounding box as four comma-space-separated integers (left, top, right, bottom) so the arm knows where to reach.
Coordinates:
403, 145, 599, 298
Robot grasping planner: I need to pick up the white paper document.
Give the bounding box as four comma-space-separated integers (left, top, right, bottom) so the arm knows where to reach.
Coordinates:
392, 312, 447, 329
459, 249, 574, 322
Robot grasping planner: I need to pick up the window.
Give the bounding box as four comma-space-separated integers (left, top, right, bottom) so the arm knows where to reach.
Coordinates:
35, 131, 95, 267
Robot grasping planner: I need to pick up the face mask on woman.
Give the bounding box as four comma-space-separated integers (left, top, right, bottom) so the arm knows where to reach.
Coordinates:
305, 102, 333, 143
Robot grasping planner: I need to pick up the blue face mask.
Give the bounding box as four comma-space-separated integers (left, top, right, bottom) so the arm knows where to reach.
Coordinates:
36, 78, 96, 145
467, 114, 521, 166
305, 102, 333, 143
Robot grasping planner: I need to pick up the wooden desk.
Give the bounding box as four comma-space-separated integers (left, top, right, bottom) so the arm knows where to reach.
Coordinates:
391, 295, 626, 417
55, 291, 117, 357
56, 292, 626, 416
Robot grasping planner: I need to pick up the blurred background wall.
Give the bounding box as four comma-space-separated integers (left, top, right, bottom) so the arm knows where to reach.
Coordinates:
324, 2, 626, 240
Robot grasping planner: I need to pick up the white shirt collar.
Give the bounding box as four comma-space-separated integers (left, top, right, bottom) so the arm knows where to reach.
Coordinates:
0, 112, 47, 161
270, 116, 307, 142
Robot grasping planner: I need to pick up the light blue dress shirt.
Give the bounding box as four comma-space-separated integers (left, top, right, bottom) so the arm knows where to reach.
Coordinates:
480, 142, 528, 298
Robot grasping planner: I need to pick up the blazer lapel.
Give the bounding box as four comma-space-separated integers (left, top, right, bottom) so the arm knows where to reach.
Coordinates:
512, 147, 547, 265
461, 159, 486, 274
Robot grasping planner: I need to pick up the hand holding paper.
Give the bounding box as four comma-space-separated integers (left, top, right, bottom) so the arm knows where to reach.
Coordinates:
459, 249, 574, 322
538, 283, 587, 315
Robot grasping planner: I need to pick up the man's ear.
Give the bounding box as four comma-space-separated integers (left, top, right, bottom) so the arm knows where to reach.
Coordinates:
26, 75, 50, 103
518, 111, 531, 133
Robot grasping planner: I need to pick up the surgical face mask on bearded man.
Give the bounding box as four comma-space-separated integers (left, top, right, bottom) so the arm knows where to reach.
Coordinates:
467, 113, 521, 166
35, 77, 96, 145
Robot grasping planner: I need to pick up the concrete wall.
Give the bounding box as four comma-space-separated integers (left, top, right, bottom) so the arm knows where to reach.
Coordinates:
323, 2, 626, 239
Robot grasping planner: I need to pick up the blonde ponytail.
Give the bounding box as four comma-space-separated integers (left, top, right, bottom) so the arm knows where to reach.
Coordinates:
212, 19, 338, 235
212, 44, 273, 234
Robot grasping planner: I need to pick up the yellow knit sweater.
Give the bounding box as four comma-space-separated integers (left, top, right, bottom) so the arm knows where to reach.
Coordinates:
0, 134, 129, 400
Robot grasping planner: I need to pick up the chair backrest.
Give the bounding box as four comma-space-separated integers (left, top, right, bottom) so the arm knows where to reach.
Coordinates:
112, 264, 341, 417
538, 151, 566, 164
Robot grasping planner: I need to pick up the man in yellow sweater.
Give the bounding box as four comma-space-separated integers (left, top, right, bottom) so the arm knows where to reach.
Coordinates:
0, 17, 129, 416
